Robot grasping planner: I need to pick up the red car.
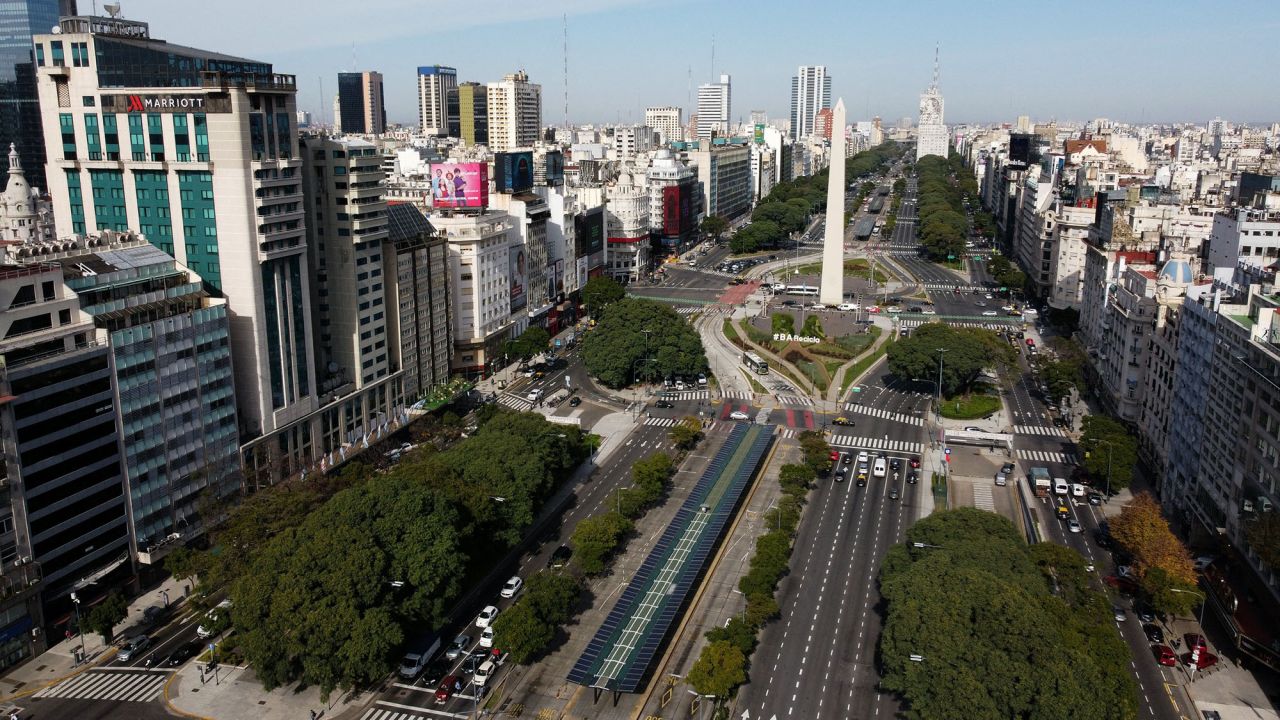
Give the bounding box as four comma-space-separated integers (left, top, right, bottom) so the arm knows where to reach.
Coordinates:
1181, 651, 1218, 670
1151, 644, 1177, 667
1184, 633, 1209, 652
829, 450, 840, 463
1025, 338, 1035, 347
1104, 575, 1140, 594
435, 674, 463, 704
909, 456, 921, 469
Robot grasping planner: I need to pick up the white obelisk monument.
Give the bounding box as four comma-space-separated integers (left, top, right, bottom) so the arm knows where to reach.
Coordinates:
819, 98, 847, 307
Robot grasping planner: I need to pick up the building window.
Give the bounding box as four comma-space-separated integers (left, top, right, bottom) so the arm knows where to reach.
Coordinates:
59, 113, 76, 160
34, 43, 43, 67
50, 40, 63, 67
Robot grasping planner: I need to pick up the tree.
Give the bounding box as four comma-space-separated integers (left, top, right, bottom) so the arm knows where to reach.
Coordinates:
687, 640, 747, 699
1079, 415, 1138, 493
569, 511, 632, 575
777, 463, 815, 498
582, 276, 624, 317
700, 215, 728, 240
522, 571, 582, 627
796, 430, 832, 474
1108, 492, 1195, 589
492, 602, 554, 665
1244, 512, 1280, 574
669, 416, 702, 450
86, 592, 129, 645
507, 326, 550, 361
163, 546, 206, 588
886, 323, 1011, 398
581, 298, 708, 388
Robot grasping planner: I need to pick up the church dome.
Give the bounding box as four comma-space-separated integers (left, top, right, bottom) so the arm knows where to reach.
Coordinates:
2, 143, 33, 214
1157, 258, 1194, 285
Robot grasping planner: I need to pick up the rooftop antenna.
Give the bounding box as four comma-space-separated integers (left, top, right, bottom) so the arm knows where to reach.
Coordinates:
931, 43, 940, 90
710, 34, 715, 81
103, 2, 121, 18
687, 65, 691, 110
351, 42, 356, 72
563, 13, 569, 130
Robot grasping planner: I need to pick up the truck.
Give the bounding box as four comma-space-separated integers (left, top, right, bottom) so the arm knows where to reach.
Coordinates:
1029, 467, 1051, 498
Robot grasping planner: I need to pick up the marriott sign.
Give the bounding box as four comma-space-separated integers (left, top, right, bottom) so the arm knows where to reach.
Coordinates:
101, 94, 233, 114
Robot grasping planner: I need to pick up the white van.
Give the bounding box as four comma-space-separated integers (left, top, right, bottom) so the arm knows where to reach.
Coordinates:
1053, 478, 1069, 496
837, 303, 859, 311
1071, 483, 1086, 497
873, 457, 887, 479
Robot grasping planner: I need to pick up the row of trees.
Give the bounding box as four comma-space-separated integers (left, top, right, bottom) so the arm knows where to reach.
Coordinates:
489, 571, 583, 664
882, 176, 906, 236
879, 508, 1139, 719
581, 298, 709, 388
687, 431, 831, 701
1108, 493, 1199, 617
885, 322, 1017, 398
216, 411, 591, 697
1079, 414, 1139, 494
729, 142, 903, 253
985, 251, 1027, 293
914, 155, 974, 262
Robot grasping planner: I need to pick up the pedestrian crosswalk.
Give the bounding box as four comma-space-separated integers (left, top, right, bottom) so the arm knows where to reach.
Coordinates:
972, 482, 996, 512
497, 394, 533, 412
34, 668, 171, 703
776, 394, 814, 407
922, 283, 990, 293
843, 404, 924, 426
828, 435, 924, 454
660, 389, 709, 400
1014, 424, 1066, 437
1016, 448, 1078, 465
721, 390, 754, 401
362, 706, 458, 720
898, 318, 1018, 331
644, 416, 678, 427
675, 305, 735, 316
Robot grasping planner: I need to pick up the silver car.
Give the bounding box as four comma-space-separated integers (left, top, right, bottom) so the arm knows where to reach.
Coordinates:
118, 635, 150, 662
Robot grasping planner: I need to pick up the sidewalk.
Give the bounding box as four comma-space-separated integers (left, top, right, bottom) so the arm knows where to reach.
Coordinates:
0, 574, 192, 702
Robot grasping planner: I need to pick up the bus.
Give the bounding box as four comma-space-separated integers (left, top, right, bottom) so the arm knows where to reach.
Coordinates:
742, 351, 769, 374
783, 285, 819, 296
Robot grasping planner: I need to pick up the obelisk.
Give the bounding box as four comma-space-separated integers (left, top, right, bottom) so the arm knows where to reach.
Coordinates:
819, 98, 847, 307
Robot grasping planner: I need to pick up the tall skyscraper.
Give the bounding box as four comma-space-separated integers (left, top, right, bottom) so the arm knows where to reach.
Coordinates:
416, 65, 456, 136
916, 49, 948, 160
456, 81, 488, 146
644, 106, 682, 144
696, 74, 731, 140
790, 65, 831, 141
337, 70, 385, 134
487, 70, 541, 152
0, 0, 65, 195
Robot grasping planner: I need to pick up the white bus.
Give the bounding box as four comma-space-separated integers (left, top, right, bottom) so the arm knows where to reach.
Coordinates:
784, 285, 819, 296
742, 351, 769, 374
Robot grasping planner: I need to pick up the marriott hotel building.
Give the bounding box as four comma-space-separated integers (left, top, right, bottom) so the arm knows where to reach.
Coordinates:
32, 14, 405, 481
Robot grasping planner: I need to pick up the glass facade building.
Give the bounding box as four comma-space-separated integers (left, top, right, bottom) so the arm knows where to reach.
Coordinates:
0, 0, 61, 194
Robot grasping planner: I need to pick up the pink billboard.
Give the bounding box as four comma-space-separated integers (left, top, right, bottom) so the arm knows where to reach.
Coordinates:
429, 162, 489, 209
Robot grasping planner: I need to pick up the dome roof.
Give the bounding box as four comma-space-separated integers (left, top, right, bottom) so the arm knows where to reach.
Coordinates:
1158, 258, 1194, 285
2, 143, 33, 213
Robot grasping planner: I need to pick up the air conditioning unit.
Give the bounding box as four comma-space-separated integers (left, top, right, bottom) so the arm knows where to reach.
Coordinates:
1244, 499, 1255, 513
1261, 497, 1275, 513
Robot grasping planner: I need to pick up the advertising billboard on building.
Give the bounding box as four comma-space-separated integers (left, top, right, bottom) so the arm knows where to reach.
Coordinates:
575, 206, 605, 258
753, 123, 765, 144
429, 162, 489, 209
576, 256, 588, 293
494, 151, 535, 193
509, 246, 528, 312
543, 151, 565, 186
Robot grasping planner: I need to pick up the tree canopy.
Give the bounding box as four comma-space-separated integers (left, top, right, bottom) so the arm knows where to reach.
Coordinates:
507, 326, 550, 361
1108, 492, 1198, 616
1079, 415, 1139, 493
879, 508, 1138, 720
913, 155, 971, 262
582, 276, 625, 316
886, 323, 1016, 397
581, 298, 708, 388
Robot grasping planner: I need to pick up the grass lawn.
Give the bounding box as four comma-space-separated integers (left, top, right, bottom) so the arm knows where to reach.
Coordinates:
748, 374, 768, 394
722, 318, 741, 347
939, 393, 1002, 420
788, 258, 889, 282
839, 331, 892, 396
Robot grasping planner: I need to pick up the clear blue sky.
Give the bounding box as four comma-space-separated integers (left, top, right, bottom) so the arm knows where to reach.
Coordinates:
122, 0, 1280, 126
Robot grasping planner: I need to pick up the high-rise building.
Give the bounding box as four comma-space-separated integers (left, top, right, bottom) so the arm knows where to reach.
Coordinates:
687, 142, 751, 223
0, 0, 64, 196
337, 70, 385, 134
435, 211, 516, 375
790, 65, 831, 141
34, 14, 321, 478
487, 70, 541, 152
647, 149, 701, 249
644, 106, 682, 145
455, 81, 488, 147
696, 74, 731, 140
417, 65, 456, 136
916, 51, 948, 160
814, 108, 834, 141
385, 204, 452, 401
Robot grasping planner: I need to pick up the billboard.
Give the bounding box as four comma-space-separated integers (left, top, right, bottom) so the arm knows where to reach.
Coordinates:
1009, 133, 1033, 164
753, 123, 765, 144
494, 151, 535, 193
575, 207, 605, 258
662, 184, 694, 238
429, 162, 489, 209
576, 256, 588, 293
509, 246, 527, 312
543, 151, 565, 186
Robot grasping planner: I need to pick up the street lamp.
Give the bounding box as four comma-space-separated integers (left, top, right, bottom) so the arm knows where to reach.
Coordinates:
1169, 587, 1208, 682
934, 348, 948, 421
69, 592, 86, 664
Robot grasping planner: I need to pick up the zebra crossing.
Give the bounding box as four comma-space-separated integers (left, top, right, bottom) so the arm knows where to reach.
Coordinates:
362, 705, 464, 720
34, 668, 171, 703
660, 389, 709, 400
898, 318, 1018, 332
497, 394, 533, 412
1014, 424, 1067, 437
644, 416, 678, 427
721, 390, 754, 401
922, 283, 989, 293
843, 404, 924, 427
971, 482, 996, 512
675, 305, 735, 316
776, 394, 814, 407
828, 435, 924, 454
1015, 448, 1078, 465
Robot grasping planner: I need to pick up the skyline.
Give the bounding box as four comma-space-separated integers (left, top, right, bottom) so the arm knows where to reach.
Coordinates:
75, 0, 1280, 126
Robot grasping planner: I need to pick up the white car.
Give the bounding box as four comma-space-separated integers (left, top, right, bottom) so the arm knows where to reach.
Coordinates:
475, 605, 499, 629
981, 310, 997, 316
809, 303, 827, 310
837, 303, 859, 311
886, 306, 902, 313
473, 659, 496, 687
921, 308, 937, 315
479, 625, 495, 648
500, 576, 523, 599
729, 410, 750, 421
1067, 520, 1082, 533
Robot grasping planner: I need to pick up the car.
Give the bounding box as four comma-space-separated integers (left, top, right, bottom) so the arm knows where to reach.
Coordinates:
548, 545, 573, 569
1000, 462, 1015, 475
697, 373, 708, 386
910, 456, 921, 469
888, 487, 899, 500
921, 308, 937, 315
196, 599, 233, 639
886, 306, 902, 313
974, 301, 988, 307
729, 410, 750, 421
982, 311, 997, 316
889, 458, 903, 472
906, 470, 919, 484
399, 649, 428, 678
995, 471, 1007, 486
867, 306, 881, 314
832, 416, 854, 426
809, 303, 828, 311
422, 660, 451, 688
1001, 305, 1015, 312
164, 644, 196, 667
1152, 644, 1178, 667
436, 674, 464, 704
1071, 483, 1086, 497
856, 473, 867, 487
1105, 574, 1140, 594
1094, 530, 1113, 549
1143, 623, 1165, 644
473, 659, 497, 687
500, 575, 523, 599
654, 400, 674, 409
1112, 607, 1126, 622
856, 451, 869, 466
479, 625, 495, 648
964, 426, 983, 432
1193, 556, 1216, 571
1184, 633, 1209, 652
475, 605, 499, 629
1067, 519, 1082, 533
1182, 651, 1219, 670
834, 467, 846, 482
460, 652, 485, 675
568, 396, 582, 407
837, 303, 859, 311
1088, 493, 1103, 506
117, 635, 150, 663
1135, 604, 1156, 624
446, 634, 472, 661
985, 293, 994, 299
526, 389, 541, 402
